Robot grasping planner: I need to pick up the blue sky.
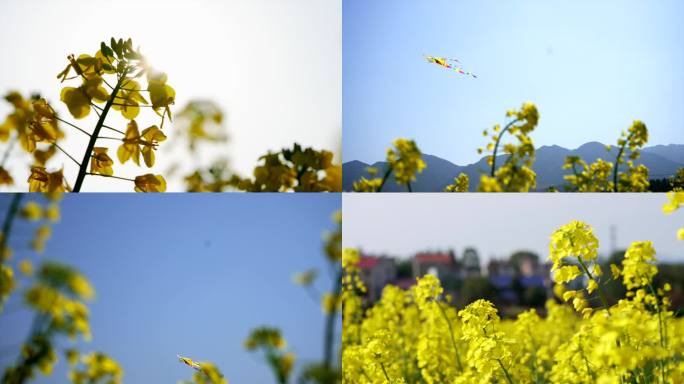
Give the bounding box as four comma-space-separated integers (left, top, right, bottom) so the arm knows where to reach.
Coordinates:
343, 0, 684, 165
0, 194, 340, 383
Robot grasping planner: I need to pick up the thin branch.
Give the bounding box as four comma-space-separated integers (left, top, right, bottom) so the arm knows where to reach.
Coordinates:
577, 257, 610, 313
91, 104, 101, 118
96, 136, 156, 148
119, 87, 149, 92
111, 103, 154, 108
85, 172, 134, 182
490, 118, 519, 177
102, 77, 116, 90
497, 359, 515, 384
380, 363, 392, 383
437, 301, 464, 371
52, 142, 81, 166
0, 135, 18, 168
54, 116, 91, 137
102, 124, 125, 135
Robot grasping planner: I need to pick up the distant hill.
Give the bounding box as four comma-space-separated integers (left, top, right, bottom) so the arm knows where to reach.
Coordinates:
343, 143, 684, 192
643, 144, 684, 165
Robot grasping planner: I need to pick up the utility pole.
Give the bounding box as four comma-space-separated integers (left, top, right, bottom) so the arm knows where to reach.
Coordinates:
610, 225, 617, 259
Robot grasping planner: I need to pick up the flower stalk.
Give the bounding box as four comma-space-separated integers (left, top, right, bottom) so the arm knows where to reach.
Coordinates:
73, 79, 123, 192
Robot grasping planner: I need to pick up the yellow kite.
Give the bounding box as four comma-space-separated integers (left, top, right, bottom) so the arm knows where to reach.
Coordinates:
178, 354, 202, 371
424, 55, 477, 78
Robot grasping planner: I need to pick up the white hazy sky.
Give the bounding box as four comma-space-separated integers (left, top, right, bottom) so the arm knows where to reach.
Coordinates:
343, 194, 684, 263
0, 0, 340, 191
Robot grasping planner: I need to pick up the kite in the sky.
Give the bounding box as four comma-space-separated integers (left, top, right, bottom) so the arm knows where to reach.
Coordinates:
424, 55, 477, 78
178, 354, 202, 371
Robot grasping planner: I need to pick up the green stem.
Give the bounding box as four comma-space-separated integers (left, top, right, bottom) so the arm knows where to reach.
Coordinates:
295, 165, 309, 188
323, 269, 342, 369
7, 292, 59, 383
436, 301, 463, 371
527, 327, 542, 383
646, 284, 665, 348
376, 166, 393, 192
360, 368, 372, 381
576, 257, 610, 313
490, 119, 518, 177
406, 181, 412, 192
612, 132, 634, 192
497, 359, 515, 384
73, 79, 123, 192
380, 362, 392, 383
646, 283, 667, 383
0, 194, 23, 259
571, 163, 581, 180
578, 337, 596, 381
0, 136, 18, 168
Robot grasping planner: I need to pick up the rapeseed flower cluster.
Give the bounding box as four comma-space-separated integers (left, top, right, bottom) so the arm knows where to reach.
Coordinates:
663, 191, 684, 240
162, 100, 231, 192
1, 194, 61, 311
1, 194, 125, 384
353, 138, 425, 192
478, 102, 539, 192
565, 120, 650, 192
192, 362, 228, 384
444, 173, 469, 192
386, 139, 426, 188
342, 214, 682, 383
68, 352, 123, 384
19, 199, 60, 253
351, 105, 681, 193
247, 211, 341, 384
173, 100, 228, 152
209, 143, 341, 192
2, 261, 125, 384
0, 92, 66, 193
548, 220, 602, 313
352, 104, 540, 192
245, 327, 296, 384
563, 157, 614, 192
1, 38, 173, 192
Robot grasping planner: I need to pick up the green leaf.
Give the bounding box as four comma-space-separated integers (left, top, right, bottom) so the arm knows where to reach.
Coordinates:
117, 38, 125, 58
100, 42, 114, 58
111, 37, 123, 59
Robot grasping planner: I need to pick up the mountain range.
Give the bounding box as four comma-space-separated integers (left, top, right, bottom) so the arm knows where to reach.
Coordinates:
343, 143, 684, 192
